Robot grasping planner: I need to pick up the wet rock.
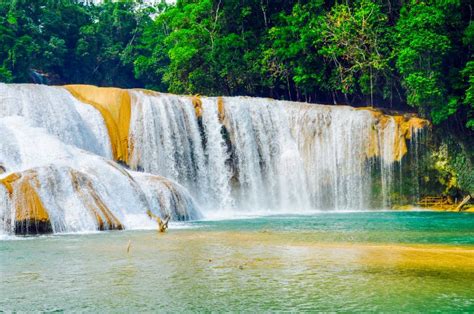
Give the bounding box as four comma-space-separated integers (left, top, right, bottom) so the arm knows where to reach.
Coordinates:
65, 85, 132, 164
15, 219, 53, 235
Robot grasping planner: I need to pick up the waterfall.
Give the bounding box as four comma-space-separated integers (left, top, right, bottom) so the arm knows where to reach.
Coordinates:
0, 83, 111, 158
0, 84, 427, 235
128, 91, 207, 193
285, 103, 374, 210
0, 86, 200, 235
201, 98, 234, 210
378, 117, 397, 208
221, 97, 310, 212
128, 93, 425, 213
410, 128, 422, 200
128, 92, 235, 211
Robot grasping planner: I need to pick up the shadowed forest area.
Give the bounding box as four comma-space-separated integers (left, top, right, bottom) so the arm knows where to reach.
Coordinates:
0, 0, 473, 132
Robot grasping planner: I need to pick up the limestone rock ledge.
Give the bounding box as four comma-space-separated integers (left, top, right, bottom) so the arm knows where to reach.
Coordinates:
65, 85, 430, 167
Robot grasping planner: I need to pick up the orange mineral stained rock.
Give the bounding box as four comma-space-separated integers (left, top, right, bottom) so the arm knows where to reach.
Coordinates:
0, 170, 51, 234
362, 107, 430, 162
191, 95, 203, 118
69, 169, 123, 231
65, 85, 132, 164
0, 167, 125, 234
217, 96, 225, 122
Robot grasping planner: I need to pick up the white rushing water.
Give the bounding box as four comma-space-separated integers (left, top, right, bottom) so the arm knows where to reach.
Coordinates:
0, 83, 111, 158
128, 93, 420, 214
286, 102, 374, 210
0, 85, 200, 235
0, 84, 422, 234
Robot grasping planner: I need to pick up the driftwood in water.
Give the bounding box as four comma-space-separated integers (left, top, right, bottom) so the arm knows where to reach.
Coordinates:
146, 210, 170, 232
456, 195, 471, 212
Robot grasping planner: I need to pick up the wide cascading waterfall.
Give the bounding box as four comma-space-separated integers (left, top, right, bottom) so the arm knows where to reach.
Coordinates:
127, 92, 427, 214
0, 116, 200, 235
128, 93, 312, 213
0, 84, 428, 235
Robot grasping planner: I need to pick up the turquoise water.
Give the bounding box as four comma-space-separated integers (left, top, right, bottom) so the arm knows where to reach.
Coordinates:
1, 211, 474, 311
196, 211, 474, 245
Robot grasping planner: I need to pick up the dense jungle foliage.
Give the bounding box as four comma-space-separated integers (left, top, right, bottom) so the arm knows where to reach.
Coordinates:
0, 0, 473, 132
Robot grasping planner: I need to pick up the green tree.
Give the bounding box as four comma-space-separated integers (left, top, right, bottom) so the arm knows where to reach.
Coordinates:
133, 2, 170, 91
75, 0, 150, 87
395, 0, 457, 123
462, 21, 474, 129
0, 0, 89, 83
0, 0, 43, 82
162, 0, 219, 94
263, 0, 326, 102
0, 11, 15, 82
320, 0, 391, 105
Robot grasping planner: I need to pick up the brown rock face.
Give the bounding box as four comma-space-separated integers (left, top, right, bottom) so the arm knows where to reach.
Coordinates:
191, 95, 203, 117
65, 85, 132, 164
363, 108, 430, 162
1, 167, 125, 235
69, 169, 123, 231
1, 171, 52, 235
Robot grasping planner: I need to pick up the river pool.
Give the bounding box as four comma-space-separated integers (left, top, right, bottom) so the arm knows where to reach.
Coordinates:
1, 211, 473, 311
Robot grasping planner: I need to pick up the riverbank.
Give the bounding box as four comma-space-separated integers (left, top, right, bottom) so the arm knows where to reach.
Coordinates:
393, 204, 474, 212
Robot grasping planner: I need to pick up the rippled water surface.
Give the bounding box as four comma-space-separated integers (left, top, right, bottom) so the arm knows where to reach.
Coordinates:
1, 211, 474, 311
